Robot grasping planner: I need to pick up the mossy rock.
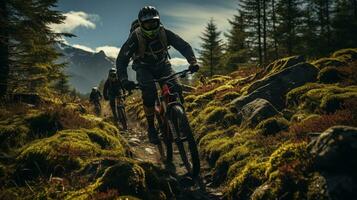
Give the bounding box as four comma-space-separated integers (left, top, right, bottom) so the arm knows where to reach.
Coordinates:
312, 57, 347, 69
256, 117, 289, 136
205, 107, 229, 124
286, 83, 323, 107
96, 160, 146, 198
26, 111, 62, 137
256, 142, 312, 200
227, 160, 267, 200
15, 127, 127, 182
332, 48, 357, 61
266, 142, 310, 177
318, 66, 344, 83
221, 91, 240, 102
264, 55, 306, 75
287, 83, 357, 113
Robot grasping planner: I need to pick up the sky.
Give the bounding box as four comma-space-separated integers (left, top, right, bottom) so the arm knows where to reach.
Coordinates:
52, 0, 238, 66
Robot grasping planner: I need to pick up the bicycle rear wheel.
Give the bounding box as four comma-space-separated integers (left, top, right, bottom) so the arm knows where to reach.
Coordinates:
117, 105, 128, 130
168, 105, 200, 178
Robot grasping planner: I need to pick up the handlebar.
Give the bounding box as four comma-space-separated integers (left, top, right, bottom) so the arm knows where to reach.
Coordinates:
133, 69, 192, 89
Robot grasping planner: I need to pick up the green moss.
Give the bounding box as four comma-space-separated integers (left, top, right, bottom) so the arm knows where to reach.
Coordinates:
0, 123, 29, 150
16, 127, 127, 179
286, 83, 323, 107
265, 55, 305, 75
331, 48, 357, 61
193, 84, 234, 105
266, 142, 309, 178
312, 57, 347, 69
96, 160, 146, 197
318, 66, 343, 83
207, 75, 232, 85
286, 83, 357, 113
255, 142, 312, 200
256, 117, 289, 136
227, 160, 267, 200
184, 94, 197, 103
221, 91, 240, 102
205, 107, 229, 124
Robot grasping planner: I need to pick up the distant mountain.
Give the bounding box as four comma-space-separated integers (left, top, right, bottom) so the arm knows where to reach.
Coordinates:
55, 43, 136, 93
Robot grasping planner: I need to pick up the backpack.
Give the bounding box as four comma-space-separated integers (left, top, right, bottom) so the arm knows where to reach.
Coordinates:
129, 19, 169, 60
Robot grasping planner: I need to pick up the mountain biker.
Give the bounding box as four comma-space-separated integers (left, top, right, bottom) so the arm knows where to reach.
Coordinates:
89, 87, 102, 115
89, 87, 102, 106
103, 68, 127, 127
116, 6, 199, 144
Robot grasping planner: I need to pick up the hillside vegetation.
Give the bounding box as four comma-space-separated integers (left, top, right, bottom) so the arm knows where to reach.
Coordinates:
127, 48, 357, 200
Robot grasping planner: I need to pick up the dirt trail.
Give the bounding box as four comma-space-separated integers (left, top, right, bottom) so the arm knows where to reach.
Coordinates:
101, 101, 224, 199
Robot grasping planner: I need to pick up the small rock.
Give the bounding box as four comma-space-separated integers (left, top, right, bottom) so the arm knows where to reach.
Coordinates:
145, 147, 155, 155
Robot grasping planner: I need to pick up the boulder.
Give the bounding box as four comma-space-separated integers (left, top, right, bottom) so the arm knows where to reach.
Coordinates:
309, 126, 357, 172
307, 126, 357, 199
97, 161, 147, 197
236, 98, 280, 128
231, 63, 318, 110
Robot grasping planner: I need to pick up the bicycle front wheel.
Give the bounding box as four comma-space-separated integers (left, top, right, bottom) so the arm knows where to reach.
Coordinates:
168, 105, 200, 178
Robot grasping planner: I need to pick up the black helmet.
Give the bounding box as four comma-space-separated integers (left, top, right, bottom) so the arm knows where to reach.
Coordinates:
138, 6, 160, 38
108, 68, 117, 80
138, 6, 160, 23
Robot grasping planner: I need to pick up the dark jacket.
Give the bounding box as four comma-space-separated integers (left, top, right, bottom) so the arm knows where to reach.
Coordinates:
103, 79, 125, 100
116, 27, 197, 80
89, 90, 102, 102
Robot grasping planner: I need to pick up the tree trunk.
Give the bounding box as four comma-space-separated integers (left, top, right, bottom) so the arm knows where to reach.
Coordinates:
0, 1, 9, 97
354, 0, 357, 18
325, 0, 331, 48
287, 0, 293, 55
263, 0, 267, 64
272, 0, 279, 59
210, 48, 213, 77
257, 0, 263, 66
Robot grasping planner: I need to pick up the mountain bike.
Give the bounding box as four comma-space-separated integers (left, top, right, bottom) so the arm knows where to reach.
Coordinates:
135, 69, 200, 178
92, 101, 101, 116
114, 96, 128, 130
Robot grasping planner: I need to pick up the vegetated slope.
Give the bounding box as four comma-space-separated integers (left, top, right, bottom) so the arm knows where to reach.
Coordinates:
0, 99, 181, 200
127, 48, 357, 200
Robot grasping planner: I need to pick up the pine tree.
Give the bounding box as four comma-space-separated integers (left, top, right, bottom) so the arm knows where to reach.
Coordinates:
224, 11, 249, 70
0, 1, 9, 97
275, 0, 304, 55
331, 0, 357, 49
2, 0, 73, 96
198, 19, 223, 77
239, 0, 264, 66
53, 72, 70, 94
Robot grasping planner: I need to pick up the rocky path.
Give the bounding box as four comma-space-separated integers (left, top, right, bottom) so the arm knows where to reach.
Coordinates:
110, 108, 224, 200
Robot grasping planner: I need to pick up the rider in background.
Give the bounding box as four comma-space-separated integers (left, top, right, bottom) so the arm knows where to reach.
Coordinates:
89, 87, 102, 115
116, 6, 199, 144
103, 68, 126, 126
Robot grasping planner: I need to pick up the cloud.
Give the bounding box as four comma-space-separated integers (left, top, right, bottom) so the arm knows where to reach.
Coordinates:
72, 44, 95, 52
71, 44, 120, 59
50, 11, 99, 33
162, 3, 236, 50
170, 57, 187, 66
